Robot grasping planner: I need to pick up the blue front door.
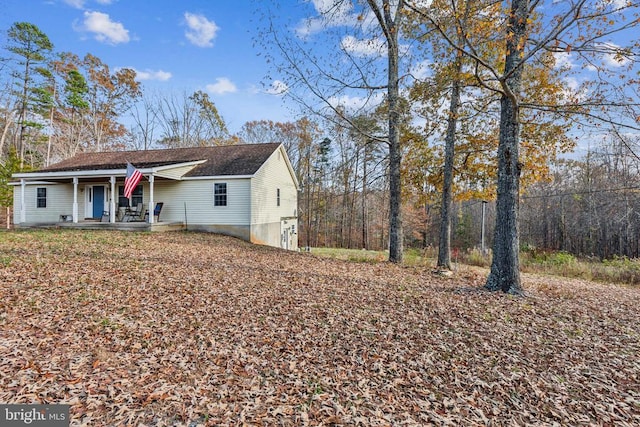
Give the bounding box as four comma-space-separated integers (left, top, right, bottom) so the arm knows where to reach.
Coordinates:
93, 186, 104, 218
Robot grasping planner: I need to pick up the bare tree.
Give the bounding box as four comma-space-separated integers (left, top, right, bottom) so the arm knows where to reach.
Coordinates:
259, 0, 408, 262
155, 90, 229, 147
130, 93, 159, 150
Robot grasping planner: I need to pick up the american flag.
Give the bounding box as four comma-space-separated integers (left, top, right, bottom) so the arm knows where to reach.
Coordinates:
124, 162, 143, 199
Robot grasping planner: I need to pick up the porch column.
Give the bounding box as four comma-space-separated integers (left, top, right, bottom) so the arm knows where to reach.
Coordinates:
148, 174, 155, 224
20, 179, 26, 223
110, 176, 116, 223
72, 177, 79, 223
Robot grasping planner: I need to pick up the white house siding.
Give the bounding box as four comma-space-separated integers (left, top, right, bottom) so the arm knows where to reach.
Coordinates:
13, 183, 73, 224
151, 178, 251, 239
250, 147, 298, 249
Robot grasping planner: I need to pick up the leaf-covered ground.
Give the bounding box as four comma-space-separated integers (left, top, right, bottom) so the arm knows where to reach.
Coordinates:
1, 230, 639, 426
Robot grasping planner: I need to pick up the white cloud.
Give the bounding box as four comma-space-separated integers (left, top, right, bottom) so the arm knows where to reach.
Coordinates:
328, 91, 384, 112
552, 52, 576, 70
410, 60, 433, 80
295, 0, 358, 37
206, 77, 237, 95
341, 35, 386, 57
311, 0, 352, 15
64, 0, 85, 8
265, 80, 289, 96
79, 11, 130, 44
411, 0, 434, 8
184, 12, 219, 48
130, 68, 172, 82
64, 0, 115, 7
560, 76, 589, 103
584, 42, 632, 71
598, 0, 631, 9
600, 42, 631, 67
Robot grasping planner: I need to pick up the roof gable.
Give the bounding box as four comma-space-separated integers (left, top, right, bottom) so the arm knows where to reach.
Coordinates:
39, 143, 281, 177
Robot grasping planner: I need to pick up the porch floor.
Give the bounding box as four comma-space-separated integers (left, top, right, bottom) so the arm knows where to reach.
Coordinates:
17, 220, 185, 232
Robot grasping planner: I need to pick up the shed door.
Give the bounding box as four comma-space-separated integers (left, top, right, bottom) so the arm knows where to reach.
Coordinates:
280, 219, 290, 250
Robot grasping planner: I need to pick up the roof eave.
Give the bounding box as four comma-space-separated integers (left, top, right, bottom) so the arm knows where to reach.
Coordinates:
12, 160, 208, 180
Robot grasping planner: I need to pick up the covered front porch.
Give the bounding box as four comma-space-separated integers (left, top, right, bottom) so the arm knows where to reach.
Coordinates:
12, 160, 203, 227
14, 172, 163, 225
16, 219, 185, 232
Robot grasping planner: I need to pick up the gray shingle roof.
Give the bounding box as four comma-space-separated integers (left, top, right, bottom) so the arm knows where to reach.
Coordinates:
40, 143, 281, 177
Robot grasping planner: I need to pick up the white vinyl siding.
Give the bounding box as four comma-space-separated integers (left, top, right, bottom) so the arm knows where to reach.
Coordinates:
251, 147, 298, 225
151, 179, 250, 225
14, 183, 74, 223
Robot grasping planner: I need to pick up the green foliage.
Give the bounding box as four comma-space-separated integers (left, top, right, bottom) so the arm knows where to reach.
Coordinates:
311, 247, 387, 263
602, 255, 640, 270
529, 251, 577, 266
7, 22, 53, 62
64, 69, 89, 110
0, 149, 24, 208
311, 245, 640, 286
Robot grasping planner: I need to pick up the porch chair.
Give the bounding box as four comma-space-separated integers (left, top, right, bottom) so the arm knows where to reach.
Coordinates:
145, 202, 163, 223
123, 203, 144, 222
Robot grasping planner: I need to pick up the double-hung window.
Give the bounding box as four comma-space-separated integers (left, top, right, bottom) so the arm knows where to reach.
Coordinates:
214, 183, 227, 207
36, 188, 47, 208
118, 185, 143, 207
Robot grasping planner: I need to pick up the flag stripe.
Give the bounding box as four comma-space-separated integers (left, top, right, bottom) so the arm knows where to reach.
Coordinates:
124, 163, 143, 199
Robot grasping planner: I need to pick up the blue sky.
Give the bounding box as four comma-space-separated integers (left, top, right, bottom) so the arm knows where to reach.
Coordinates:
0, 0, 637, 147
0, 0, 308, 133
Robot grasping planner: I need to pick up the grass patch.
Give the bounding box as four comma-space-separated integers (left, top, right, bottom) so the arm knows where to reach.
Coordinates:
310, 247, 387, 263
310, 246, 640, 286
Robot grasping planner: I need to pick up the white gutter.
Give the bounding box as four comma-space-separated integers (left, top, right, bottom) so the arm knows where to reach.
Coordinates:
182, 174, 255, 181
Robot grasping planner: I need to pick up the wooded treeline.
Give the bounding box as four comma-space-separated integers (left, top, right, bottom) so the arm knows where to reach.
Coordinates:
1, 0, 639, 277
521, 137, 640, 259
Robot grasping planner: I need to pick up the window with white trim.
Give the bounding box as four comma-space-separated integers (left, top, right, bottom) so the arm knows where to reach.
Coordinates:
36, 188, 47, 208
214, 183, 227, 207
118, 185, 143, 207
277, 188, 280, 207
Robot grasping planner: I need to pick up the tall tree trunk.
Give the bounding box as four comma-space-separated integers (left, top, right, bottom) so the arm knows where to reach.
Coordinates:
305, 144, 312, 249
0, 111, 13, 157
386, 5, 403, 263
366, 0, 404, 262
17, 57, 33, 170
437, 0, 469, 271
362, 144, 368, 250
485, 0, 529, 295
437, 63, 462, 270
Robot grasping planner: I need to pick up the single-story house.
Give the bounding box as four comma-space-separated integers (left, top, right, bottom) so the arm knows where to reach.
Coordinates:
12, 143, 299, 250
